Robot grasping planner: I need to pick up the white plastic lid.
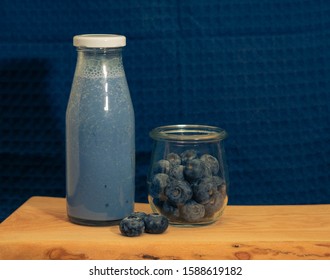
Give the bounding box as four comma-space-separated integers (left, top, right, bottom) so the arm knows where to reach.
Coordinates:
73, 34, 126, 48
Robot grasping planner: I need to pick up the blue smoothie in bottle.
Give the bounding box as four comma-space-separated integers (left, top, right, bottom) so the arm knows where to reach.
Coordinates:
66, 35, 135, 225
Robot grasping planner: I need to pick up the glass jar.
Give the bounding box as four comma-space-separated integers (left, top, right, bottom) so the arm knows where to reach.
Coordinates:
147, 124, 229, 226
66, 34, 135, 226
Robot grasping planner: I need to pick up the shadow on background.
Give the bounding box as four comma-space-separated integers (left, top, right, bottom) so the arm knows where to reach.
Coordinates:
0, 58, 66, 222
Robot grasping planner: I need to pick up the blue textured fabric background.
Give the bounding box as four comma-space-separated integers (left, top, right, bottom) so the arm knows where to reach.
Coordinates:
1, 0, 330, 222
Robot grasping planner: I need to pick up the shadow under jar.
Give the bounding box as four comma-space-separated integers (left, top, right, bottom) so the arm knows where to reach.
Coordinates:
147, 124, 229, 227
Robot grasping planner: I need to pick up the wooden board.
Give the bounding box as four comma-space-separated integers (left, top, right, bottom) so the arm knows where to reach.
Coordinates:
0, 196, 329, 260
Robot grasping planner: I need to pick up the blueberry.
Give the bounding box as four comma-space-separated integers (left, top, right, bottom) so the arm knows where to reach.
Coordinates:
169, 164, 185, 180
144, 213, 169, 234
212, 176, 224, 189
152, 197, 164, 208
192, 177, 218, 204
200, 154, 219, 175
180, 149, 197, 164
127, 211, 147, 220
166, 153, 181, 166
180, 200, 205, 222
153, 159, 171, 174
204, 191, 225, 217
164, 179, 193, 205
161, 201, 180, 220
218, 183, 227, 196
119, 217, 145, 237
184, 159, 211, 182
150, 173, 170, 199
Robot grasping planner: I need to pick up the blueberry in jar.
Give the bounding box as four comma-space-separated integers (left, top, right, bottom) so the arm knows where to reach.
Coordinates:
150, 173, 170, 199
153, 159, 171, 174
204, 191, 225, 217
184, 159, 211, 183
152, 197, 164, 208
200, 154, 219, 175
161, 201, 180, 220
169, 164, 185, 180
192, 177, 218, 204
180, 149, 197, 165
218, 183, 227, 196
180, 200, 205, 222
164, 179, 193, 205
166, 153, 181, 166
212, 176, 224, 189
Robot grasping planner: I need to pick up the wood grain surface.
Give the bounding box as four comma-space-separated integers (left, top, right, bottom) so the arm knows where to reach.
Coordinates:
0, 196, 329, 260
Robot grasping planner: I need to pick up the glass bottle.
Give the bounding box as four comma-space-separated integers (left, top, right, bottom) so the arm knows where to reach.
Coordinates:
66, 34, 135, 225
147, 124, 228, 226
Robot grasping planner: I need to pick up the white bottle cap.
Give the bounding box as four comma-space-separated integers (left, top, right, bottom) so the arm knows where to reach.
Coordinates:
73, 34, 126, 48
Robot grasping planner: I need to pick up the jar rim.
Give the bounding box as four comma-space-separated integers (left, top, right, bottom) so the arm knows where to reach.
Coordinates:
149, 124, 227, 142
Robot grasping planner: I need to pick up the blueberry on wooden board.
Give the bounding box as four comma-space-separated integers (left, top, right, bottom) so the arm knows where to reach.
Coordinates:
119, 217, 145, 237
144, 213, 169, 234
127, 211, 147, 220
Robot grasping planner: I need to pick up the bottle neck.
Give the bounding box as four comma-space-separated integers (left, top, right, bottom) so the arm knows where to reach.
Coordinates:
77, 47, 123, 55
75, 47, 125, 79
